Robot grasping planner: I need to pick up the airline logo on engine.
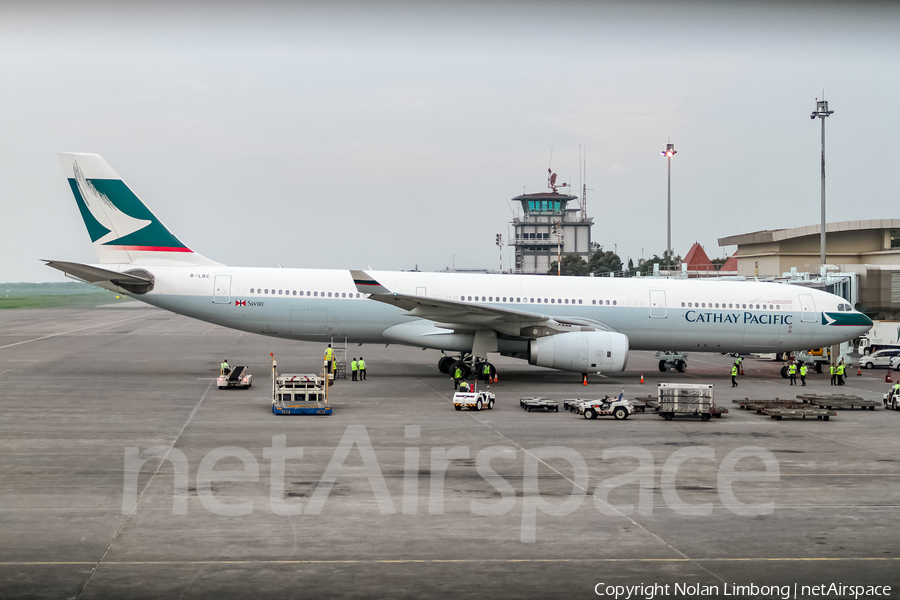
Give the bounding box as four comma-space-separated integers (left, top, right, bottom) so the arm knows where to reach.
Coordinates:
684, 311, 793, 325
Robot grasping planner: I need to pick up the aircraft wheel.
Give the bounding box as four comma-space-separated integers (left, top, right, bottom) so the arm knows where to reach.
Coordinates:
676, 360, 686, 373
658, 360, 666, 372
438, 356, 455, 374
780, 366, 789, 378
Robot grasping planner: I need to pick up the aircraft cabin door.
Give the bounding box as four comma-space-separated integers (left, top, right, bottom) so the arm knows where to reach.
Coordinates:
799, 293, 817, 323
649, 290, 667, 318
213, 275, 232, 304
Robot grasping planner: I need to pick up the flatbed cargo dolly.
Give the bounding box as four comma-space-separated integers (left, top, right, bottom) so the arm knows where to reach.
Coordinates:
519, 397, 559, 412
217, 365, 252, 389
731, 398, 835, 420
453, 389, 495, 411
796, 394, 878, 410
765, 407, 836, 421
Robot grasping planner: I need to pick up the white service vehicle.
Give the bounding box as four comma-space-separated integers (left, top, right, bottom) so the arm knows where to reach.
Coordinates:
860, 349, 900, 370
579, 394, 634, 420
891, 356, 900, 371
217, 365, 252, 389
858, 320, 900, 355
453, 389, 496, 411
882, 387, 900, 410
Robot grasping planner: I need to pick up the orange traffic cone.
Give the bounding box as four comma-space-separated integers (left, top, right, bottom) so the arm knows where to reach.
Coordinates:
582, 374, 588, 386
857, 365, 862, 376
640, 374, 644, 384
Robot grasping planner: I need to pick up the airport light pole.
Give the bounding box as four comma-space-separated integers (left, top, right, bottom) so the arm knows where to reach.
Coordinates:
661, 143, 676, 273
810, 99, 834, 268
495, 234, 503, 273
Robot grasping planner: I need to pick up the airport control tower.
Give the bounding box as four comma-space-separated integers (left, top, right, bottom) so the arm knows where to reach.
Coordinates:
509, 170, 593, 274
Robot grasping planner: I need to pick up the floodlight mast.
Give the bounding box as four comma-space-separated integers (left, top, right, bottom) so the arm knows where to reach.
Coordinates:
810, 99, 834, 268
661, 143, 677, 274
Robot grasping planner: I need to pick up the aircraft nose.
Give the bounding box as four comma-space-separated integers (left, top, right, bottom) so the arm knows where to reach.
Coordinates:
859, 313, 874, 328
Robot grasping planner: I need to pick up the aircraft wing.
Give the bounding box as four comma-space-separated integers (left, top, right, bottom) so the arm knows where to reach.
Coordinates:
350, 270, 614, 338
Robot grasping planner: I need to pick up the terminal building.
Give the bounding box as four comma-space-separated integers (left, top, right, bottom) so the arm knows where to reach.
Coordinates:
719, 219, 900, 319
508, 175, 593, 274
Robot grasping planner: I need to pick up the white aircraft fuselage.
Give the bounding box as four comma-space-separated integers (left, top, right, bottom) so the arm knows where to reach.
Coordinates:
47, 153, 873, 376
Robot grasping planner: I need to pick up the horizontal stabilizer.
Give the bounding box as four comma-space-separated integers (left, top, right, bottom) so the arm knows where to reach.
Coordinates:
43, 260, 154, 294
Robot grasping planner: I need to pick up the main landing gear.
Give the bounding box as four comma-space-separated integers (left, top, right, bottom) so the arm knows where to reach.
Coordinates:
437, 353, 495, 382
656, 351, 688, 373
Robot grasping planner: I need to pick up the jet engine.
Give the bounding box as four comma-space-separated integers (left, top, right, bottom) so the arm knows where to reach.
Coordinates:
528, 331, 629, 373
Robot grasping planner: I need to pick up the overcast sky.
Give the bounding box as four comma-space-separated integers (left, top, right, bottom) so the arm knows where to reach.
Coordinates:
2, 0, 899, 282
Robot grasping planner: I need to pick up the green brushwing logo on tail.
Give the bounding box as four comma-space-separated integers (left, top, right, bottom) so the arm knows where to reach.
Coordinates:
68, 161, 189, 251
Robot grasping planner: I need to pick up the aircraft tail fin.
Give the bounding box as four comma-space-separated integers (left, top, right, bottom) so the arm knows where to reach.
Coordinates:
58, 153, 221, 266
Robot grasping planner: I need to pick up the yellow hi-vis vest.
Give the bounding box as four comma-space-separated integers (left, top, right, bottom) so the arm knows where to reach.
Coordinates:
789, 364, 796, 374
731, 366, 738, 376
800, 365, 808, 376
351, 361, 358, 371
324, 347, 333, 360
358, 359, 366, 370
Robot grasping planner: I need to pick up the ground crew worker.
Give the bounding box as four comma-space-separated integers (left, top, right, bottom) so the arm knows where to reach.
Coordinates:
830, 363, 836, 386
459, 380, 470, 393
350, 358, 358, 381
324, 344, 334, 374
735, 356, 743, 375
221, 359, 230, 376
731, 363, 738, 387
788, 362, 797, 386
800, 363, 808, 386
452, 365, 464, 390
358, 356, 367, 380
837, 361, 845, 386
893, 381, 900, 400
482, 363, 492, 384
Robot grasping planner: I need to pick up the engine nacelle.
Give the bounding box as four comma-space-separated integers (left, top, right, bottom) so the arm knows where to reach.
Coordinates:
528, 331, 629, 373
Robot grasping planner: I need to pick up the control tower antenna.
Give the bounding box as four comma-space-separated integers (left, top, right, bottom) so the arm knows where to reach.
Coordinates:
579, 145, 591, 222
